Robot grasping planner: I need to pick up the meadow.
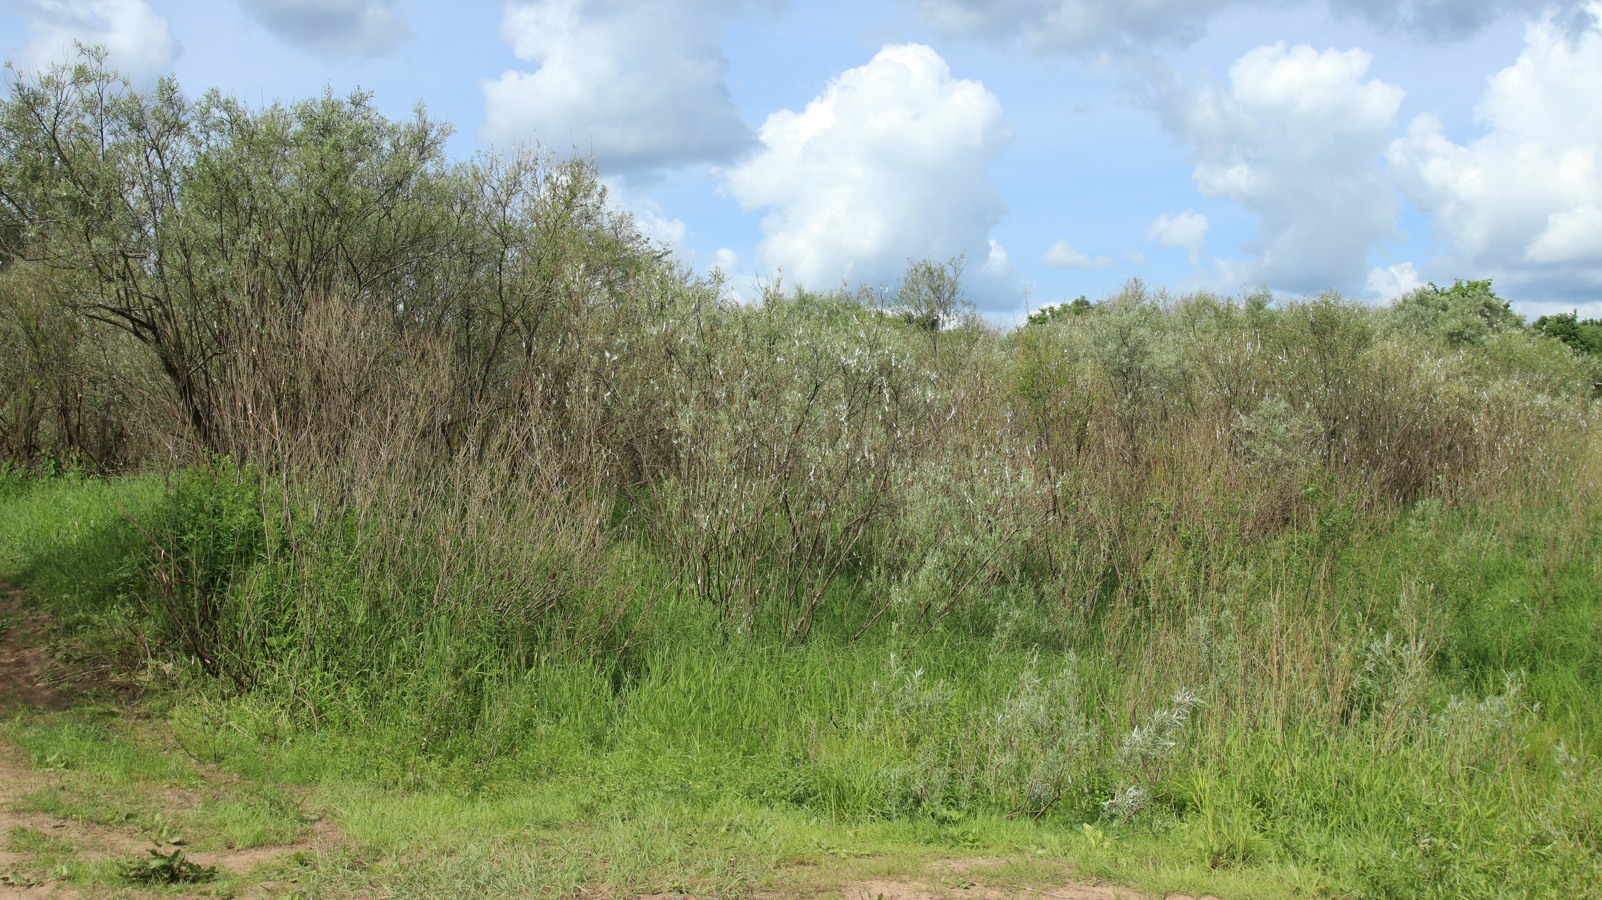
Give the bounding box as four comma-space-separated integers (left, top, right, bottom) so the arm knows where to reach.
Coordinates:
2, 55, 1602, 897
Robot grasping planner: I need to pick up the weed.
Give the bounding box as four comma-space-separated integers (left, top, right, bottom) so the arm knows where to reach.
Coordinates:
116, 843, 218, 885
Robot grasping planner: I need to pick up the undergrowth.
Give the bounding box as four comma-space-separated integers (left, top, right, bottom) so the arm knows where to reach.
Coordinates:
3, 440, 1599, 896
2, 64, 1600, 896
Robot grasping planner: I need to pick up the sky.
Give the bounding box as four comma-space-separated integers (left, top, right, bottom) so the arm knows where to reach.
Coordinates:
3, 0, 1601, 324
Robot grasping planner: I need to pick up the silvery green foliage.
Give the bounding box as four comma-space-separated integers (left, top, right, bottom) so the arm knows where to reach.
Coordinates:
1088, 286, 1183, 405
1102, 688, 1203, 822
861, 652, 955, 736
1116, 688, 1203, 774
859, 652, 958, 813
1435, 670, 1527, 733
1180, 610, 1241, 698
1385, 279, 1521, 348
982, 653, 1099, 816
1238, 396, 1321, 474
1350, 629, 1431, 720
881, 453, 1048, 632
1553, 739, 1578, 778
1101, 784, 1150, 821
895, 256, 973, 338
653, 295, 932, 638
1431, 670, 1534, 772
860, 652, 1101, 818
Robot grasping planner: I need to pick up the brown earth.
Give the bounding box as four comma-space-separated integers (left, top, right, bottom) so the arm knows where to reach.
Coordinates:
0, 582, 65, 713
0, 581, 338, 898
754, 857, 1217, 900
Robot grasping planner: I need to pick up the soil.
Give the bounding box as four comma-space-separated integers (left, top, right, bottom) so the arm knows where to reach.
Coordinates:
0, 581, 336, 898
775, 856, 1217, 900
0, 582, 65, 713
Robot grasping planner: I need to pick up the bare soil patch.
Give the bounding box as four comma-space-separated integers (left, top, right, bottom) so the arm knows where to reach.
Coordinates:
0, 582, 66, 713
826, 877, 1144, 899
0, 581, 338, 898
748, 857, 1217, 900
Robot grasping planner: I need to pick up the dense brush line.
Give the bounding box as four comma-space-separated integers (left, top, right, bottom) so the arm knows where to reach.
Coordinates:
4, 55, 1602, 897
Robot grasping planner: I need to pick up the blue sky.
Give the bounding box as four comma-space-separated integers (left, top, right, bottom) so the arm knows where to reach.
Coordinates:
4, 0, 1601, 324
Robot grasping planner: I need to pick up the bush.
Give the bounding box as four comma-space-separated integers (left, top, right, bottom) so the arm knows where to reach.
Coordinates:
1385, 279, 1522, 347
142, 459, 269, 685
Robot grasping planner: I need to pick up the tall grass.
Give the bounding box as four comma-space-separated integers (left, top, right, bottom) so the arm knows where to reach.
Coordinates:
6, 269, 1601, 895
5, 66, 1600, 894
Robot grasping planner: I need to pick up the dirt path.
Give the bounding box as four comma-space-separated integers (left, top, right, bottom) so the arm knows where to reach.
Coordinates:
0, 581, 338, 898
814, 857, 1182, 899
0, 582, 65, 713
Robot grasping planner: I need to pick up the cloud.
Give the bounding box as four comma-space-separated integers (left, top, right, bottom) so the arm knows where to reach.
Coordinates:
1164, 42, 1403, 294
912, 0, 1256, 56
482, 0, 753, 178
1146, 210, 1208, 265
1388, 7, 1602, 296
1326, 0, 1587, 40
600, 176, 690, 255
1365, 261, 1424, 300
1043, 239, 1112, 269
235, 0, 407, 60
9, 0, 180, 87
722, 43, 1011, 299
709, 247, 768, 303
982, 239, 1012, 279
910, 1, 1584, 57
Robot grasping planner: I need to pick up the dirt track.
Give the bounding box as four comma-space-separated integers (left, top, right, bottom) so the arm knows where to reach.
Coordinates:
0, 581, 338, 898
0, 582, 63, 713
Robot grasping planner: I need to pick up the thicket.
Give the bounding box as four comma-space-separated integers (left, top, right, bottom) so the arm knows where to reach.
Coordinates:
4, 56, 1602, 896
1534, 310, 1602, 357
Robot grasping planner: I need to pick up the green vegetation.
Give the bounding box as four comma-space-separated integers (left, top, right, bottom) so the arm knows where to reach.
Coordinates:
3, 54, 1602, 898
1534, 311, 1602, 357
116, 845, 218, 886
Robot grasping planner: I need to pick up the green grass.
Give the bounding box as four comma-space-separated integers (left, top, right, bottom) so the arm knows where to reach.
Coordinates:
2, 468, 1601, 897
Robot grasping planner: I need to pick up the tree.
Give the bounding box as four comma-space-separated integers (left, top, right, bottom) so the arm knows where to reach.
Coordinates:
0, 49, 464, 456
1532, 311, 1602, 356
1386, 279, 1521, 347
1025, 295, 1092, 326
895, 255, 970, 354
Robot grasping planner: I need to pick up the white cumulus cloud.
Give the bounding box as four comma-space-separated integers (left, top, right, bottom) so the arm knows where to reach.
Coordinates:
911, 0, 1583, 54
1167, 42, 1404, 294
1388, 6, 1602, 296
722, 43, 1011, 297
481, 0, 753, 178
1365, 261, 1424, 300
236, 0, 408, 60
1146, 210, 1208, 265
9, 0, 179, 87
1043, 239, 1111, 269
600, 176, 690, 256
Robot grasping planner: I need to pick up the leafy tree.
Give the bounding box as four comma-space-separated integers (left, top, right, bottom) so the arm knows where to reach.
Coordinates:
895, 255, 970, 353
1532, 311, 1602, 356
0, 50, 478, 456
1, 51, 456, 453
1025, 295, 1093, 327
1386, 279, 1521, 347
2, 52, 214, 447
2, 50, 681, 469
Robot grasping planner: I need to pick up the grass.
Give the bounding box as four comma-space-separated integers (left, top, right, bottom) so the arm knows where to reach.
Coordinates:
7, 67, 1597, 896
3, 470, 1600, 897
2, 283, 1601, 896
